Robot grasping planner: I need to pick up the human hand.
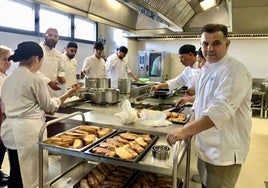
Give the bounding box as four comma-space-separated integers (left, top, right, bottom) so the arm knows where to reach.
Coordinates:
150, 85, 159, 93
48, 81, 61, 90
57, 76, 66, 84
166, 128, 188, 146
67, 83, 80, 96
185, 87, 195, 96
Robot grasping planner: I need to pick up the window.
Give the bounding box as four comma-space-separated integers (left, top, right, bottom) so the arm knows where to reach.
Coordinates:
74, 16, 96, 41
39, 6, 71, 37
0, 0, 35, 31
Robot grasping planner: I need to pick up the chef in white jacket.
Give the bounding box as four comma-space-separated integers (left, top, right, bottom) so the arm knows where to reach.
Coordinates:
150, 44, 199, 96
60, 41, 78, 94
106, 46, 138, 88
167, 24, 252, 188
1, 41, 79, 188
39, 28, 66, 97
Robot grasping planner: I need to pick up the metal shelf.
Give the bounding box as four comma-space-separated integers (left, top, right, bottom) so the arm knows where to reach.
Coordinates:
38, 112, 191, 188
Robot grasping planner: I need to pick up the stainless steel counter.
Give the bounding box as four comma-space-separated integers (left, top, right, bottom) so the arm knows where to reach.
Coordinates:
51, 96, 190, 137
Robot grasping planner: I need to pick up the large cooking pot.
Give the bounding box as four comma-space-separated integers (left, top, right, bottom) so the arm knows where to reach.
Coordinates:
85, 78, 111, 89
89, 88, 120, 104
118, 78, 132, 94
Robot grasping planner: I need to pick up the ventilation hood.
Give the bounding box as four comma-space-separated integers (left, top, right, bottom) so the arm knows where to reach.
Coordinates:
35, 0, 268, 36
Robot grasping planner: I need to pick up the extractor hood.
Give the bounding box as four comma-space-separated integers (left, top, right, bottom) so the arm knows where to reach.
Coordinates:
35, 0, 268, 36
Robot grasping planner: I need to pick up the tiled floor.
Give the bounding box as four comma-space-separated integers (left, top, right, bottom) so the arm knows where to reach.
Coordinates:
0, 117, 267, 188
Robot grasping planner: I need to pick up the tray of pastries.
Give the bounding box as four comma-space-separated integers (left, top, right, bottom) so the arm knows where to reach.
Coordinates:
166, 111, 190, 124
74, 163, 138, 188
84, 131, 158, 162
42, 124, 116, 152
128, 171, 183, 188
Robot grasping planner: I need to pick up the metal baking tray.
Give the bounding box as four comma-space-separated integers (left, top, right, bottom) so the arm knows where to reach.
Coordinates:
167, 114, 191, 124
84, 131, 158, 162
127, 171, 183, 188
73, 163, 139, 188
41, 125, 117, 152
167, 105, 191, 124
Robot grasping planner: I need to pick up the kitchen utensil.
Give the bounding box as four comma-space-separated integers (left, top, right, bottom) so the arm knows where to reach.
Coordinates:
88, 88, 119, 104
152, 145, 170, 160
85, 78, 111, 89
118, 78, 132, 94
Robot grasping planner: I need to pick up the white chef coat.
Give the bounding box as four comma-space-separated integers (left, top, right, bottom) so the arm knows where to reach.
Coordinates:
106, 53, 131, 88
39, 42, 65, 97
194, 54, 252, 166
82, 55, 106, 78
60, 54, 77, 93
167, 62, 200, 91
0, 71, 7, 113
1, 66, 61, 187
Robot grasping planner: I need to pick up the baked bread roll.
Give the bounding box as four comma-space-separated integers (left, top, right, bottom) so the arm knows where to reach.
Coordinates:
97, 128, 112, 138
119, 132, 139, 140
115, 147, 134, 160
72, 139, 84, 149
80, 179, 90, 188
83, 134, 96, 145
92, 147, 116, 157
80, 125, 100, 134
134, 137, 148, 148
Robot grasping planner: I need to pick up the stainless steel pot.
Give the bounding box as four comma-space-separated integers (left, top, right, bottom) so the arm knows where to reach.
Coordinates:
85, 78, 111, 89
89, 88, 119, 104
118, 78, 132, 94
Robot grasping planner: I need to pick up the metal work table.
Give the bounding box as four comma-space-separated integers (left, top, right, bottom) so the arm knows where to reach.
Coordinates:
40, 96, 192, 188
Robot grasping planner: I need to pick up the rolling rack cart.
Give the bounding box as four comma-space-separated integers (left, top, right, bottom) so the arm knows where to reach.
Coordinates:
38, 111, 191, 188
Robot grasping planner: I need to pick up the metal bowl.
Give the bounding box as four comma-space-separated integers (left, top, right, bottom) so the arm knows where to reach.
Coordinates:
151, 145, 170, 160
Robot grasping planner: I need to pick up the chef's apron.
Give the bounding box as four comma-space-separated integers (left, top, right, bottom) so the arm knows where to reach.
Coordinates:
12, 117, 48, 188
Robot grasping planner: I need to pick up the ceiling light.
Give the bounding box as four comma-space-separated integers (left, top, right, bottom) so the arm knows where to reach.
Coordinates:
200, 0, 217, 11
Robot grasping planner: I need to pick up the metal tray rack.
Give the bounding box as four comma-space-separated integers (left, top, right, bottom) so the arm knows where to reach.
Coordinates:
38, 112, 191, 188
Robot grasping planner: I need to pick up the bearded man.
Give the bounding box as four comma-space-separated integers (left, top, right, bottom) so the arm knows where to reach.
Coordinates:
39, 28, 66, 97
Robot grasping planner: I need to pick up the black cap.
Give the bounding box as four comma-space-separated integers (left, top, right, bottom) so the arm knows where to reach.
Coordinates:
117, 46, 128, 54
178, 44, 196, 55
8, 41, 43, 62
66, 41, 78, 48
196, 47, 204, 58
93, 42, 104, 50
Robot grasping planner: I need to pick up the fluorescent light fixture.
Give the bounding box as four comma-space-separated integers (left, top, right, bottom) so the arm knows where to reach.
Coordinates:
200, 0, 217, 11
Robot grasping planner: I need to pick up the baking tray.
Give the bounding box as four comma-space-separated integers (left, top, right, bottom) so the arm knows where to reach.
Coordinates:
73, 163, 139, 188
84, 131, 158, 162
41, 125, 117, 152
167, 114, 191, 124
167, 105, 191, 124
127, 171, 183, 188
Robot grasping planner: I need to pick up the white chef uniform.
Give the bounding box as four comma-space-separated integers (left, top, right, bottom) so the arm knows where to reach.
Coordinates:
166, 61, 200, 91
1, 67, 61, 188
194, 54, 252, 165
38, 42, 65, 97
60, 54, 77, 94
106, 53, 131, 88
82, 55, 106, 78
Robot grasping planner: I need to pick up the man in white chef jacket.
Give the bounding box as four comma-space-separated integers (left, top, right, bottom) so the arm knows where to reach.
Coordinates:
39, 28, 66, 97
106, 46, 138, 89
150, 44, 199, 95
81, 42, 106, 78
60, 41, 78, 94
167, 23, 252, 188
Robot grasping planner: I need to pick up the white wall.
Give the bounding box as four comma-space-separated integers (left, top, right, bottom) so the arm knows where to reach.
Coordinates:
130, 37, 268, 79
1, 30, 268, 80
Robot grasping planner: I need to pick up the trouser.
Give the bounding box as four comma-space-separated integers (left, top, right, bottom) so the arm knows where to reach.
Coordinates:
206, 163, 242, 188
7, 149, 23, 188
0, 140, 6, 169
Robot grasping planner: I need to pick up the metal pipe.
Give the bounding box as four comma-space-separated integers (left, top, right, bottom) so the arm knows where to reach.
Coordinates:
38, 112, 85, 188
